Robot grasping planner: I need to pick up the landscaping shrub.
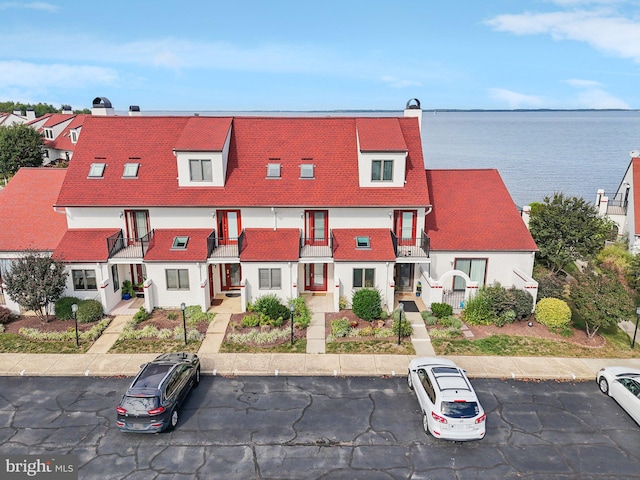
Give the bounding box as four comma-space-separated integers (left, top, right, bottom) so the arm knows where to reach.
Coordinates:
251, 294, 290, 322
54, 296, 81, 320
241, 314, 260, 327
76, 299, 103, 323
133, 306, 151, 323
461, 290, 496, 325
339, 296, 349, 310
536, 273, 566, 300
290, 296, 311, 329
184, 305, 215, 323
0, 306, 14, 324
430, 302, 453, 318
535, 297, 571, 329
438, 315, 462, 329
331, 318, 351, 338
351, 288, 382, 321
421, 311, 438, 326
392, 309, 413, 337
509, 288, 534, 319
495, 309, 517, 327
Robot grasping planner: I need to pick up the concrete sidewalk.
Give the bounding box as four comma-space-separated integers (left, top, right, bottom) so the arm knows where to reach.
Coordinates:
1, 312, 638, 381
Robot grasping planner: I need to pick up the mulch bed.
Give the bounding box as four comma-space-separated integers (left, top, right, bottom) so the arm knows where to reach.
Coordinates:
225, 313, 306, 345
133, 309, 209, 335
3, 315, 103, 335
326, 310, 395, 341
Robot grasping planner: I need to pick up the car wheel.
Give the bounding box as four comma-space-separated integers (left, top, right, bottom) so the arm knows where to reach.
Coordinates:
598, 376, 609, 395
407, 371, 413, 390
422, 413, 430, 435
167, 408, 178, 431
194, 367, 200, 388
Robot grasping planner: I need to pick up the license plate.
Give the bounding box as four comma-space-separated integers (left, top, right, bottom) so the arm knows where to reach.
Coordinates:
132, 423, 145, 430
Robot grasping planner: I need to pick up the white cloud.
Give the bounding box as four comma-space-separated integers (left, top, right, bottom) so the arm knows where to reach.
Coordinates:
565, 78, 629, 108
489, 88, 546, 108
485, 8, 640, 63
0, 61, 118, 88
0, 2, 59, 12
380, 76, 422, 88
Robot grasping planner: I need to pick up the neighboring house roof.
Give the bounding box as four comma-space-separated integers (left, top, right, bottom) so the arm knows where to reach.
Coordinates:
46, 115, 85, 152
55, 115, 428, 208
144, 229, 212, 261
52, 229, 119, 262
633, 158, 640, 236
0, 168, 67, 252
424, 169, 538, 251
333, 228, 396, 261
240, 228, 300, 261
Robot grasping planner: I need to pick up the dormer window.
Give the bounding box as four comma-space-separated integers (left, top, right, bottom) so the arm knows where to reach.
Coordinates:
372, 160, 393, 181
356, 236, 370, 248
123, 162, 140, 178
189, 159, 212, 182
43, 128, 54, 139
267, 163, 281, 178
70, 131, 78, 143
171, 236, 189, 249
88, 163, 106, 178
300, 163, 314, 179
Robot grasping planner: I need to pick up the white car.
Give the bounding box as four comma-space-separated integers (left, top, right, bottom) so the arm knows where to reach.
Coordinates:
408, 357, 486, 441
597, 366, 640, 426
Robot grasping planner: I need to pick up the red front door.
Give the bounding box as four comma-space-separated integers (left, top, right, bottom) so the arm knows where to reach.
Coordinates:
220, 263, 242, 290
125, 210, 150, 244
304, 264, 327, 291
305, 210, 328, 246
130, 264, 145, 294
217, 210, 241, 245
394, 210, 417, 246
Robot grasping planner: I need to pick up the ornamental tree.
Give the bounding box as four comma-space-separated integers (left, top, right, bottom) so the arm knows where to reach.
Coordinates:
528, 193, 615, 273
0, 123, 45, 179
2, 254, 68, 322
569, 266, 635, 338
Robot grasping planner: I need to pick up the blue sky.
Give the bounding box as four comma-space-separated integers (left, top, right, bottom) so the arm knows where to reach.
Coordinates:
2, 0, 640, 111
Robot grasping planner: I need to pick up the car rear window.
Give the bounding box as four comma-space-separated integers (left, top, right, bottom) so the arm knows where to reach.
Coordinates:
441, 401, 479, 419
121, 396, 159, 413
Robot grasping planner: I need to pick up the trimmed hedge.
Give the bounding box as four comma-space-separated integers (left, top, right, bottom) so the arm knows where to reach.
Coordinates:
430, 302, 453, 318
76, 299, 104, 323
54, 296, 81, 320
352, 288, 382, 321
535, 297, 571, 329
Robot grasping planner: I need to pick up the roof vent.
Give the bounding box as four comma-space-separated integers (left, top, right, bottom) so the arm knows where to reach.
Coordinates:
91, 97, 115, 116
405, 98, 421, 109
129, 105, 142, 116
61, 104, 72, 114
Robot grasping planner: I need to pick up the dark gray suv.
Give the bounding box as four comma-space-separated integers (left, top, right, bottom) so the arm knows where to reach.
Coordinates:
116, 352, 200, 433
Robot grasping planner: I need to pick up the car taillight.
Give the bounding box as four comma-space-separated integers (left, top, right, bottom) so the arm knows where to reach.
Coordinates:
431, 411, 448, 424
148, 406, 165, 415
116, 406, 127, 415
475, 413, 486, 424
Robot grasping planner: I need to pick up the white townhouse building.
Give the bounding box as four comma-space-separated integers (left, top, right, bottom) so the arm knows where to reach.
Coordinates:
0, 99, 538, 315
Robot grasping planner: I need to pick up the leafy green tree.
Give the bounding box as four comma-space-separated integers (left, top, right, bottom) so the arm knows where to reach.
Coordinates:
2, 254, 68, 322
0, 101, 58, 116
0, 123, 45, 178
569, 266, 635, 338
529, 193, 615, 273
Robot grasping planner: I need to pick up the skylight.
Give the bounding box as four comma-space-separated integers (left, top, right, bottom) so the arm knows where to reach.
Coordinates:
356, 236, 370, 248
171, 236, 189, 249
300, 163, 314, 179
123, 163, 140, 178
88, 163, 106, 178
267, 163, 281, 178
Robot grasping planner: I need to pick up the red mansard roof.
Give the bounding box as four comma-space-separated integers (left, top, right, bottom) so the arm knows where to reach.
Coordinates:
332, 228, 396, 261
55, 115, 428, 208
356, 118, 407, 151
0, 168, 67, 252
144, 229, 212, 261
52, 229, 119, 262
424, 169, 538, 252
240, 228, 300, 261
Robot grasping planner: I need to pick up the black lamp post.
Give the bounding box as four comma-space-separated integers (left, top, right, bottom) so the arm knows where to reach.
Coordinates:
397, 302, 404, 346
181, 303, 187, 345
633, 307, 640, 349
71, 303, 79, 347
290, 302, 295, 346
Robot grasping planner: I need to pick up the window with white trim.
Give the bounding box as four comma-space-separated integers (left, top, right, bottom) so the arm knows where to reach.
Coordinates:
43, 128, 53, 139
166, 269, 190, 290
300, 163, 314, 179
371, 160, 393, 181
267, 163, 281, 178
111, 265, 120, 292
88, 163, 105, 178
72, 269, 97, 290
189, 159, 212, 182
171, 236, 189, 249
70, 130, 78, 143
356, 236, 370, 248
259, 268, 281, 289
353, 268, 375, 288
123, 163, 139, 178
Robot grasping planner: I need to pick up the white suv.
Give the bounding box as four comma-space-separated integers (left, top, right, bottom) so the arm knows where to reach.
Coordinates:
408, 357, 486, 441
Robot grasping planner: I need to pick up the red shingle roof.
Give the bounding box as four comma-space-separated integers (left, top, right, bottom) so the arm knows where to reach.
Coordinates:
47, 115, 85, 152
144, 229, 212, 261
356, 118, 407, 151
174, 117, 232, 151
240, 228, 300, 261
52, 229, 119, 262
333, 228, 396, 261
55, 115, 428, 208
424, 169, 537, 251
0, 168, 67, 252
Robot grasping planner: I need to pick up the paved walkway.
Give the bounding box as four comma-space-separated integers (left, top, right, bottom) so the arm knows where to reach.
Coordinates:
2, 311, 639, 380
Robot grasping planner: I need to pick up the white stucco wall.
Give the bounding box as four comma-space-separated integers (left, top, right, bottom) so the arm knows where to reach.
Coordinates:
333, 261, 395, 311
242, 262, 296, 306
